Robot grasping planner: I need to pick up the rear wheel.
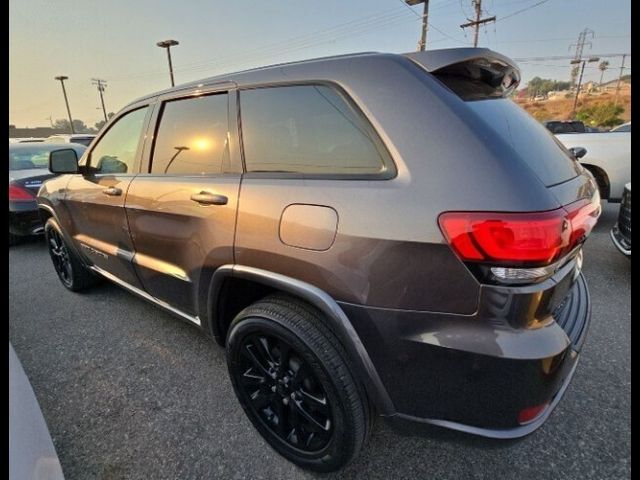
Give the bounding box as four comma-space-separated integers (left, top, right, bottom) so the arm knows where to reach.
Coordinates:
45, 218, 98, 291
226, 294, 369, 472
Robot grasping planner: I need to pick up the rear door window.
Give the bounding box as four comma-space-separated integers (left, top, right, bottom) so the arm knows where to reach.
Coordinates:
239, 85, 393, 176
150, 94, 230, 175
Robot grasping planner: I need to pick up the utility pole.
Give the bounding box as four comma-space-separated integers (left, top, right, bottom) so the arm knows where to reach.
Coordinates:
460, 0, 495, 48
405, 0, 430, 51
91, 78, 108, 123
54, 75, 75, 134
570, 56, 599, 117
157, 39, 179, 87
614, 54, 627, 106
569, 28, 594, 85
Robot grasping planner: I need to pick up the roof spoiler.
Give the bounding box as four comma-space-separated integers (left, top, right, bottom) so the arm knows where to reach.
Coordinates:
404, 48, 521, 100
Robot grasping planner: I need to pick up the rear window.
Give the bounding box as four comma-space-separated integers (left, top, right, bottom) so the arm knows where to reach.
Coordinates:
467, 99, 581, 187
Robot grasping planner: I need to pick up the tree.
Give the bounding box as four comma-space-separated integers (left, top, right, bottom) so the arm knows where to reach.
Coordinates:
526, 77, 572, 97
576, 102, 624, 128
598, 61, 610, 85
53, 118, 92, 133
94, 112, 115, 131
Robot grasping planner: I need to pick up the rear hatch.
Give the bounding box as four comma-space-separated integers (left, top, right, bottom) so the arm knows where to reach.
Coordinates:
408, 49, 600, 295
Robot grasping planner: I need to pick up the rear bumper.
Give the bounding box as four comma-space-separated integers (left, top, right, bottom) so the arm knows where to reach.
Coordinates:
610, 226, 631, 256
9, 201, 44, 236
341, 268, 590, 438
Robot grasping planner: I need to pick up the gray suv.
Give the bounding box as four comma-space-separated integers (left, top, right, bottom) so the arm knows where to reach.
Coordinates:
38, 48, 600, 471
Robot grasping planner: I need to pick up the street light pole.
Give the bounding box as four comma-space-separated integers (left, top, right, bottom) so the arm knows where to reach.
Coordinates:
157, 39, 179, 87
54, 75, 75, 134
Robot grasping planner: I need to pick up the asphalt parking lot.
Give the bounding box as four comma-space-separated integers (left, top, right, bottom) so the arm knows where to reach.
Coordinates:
9, 201, 630, 480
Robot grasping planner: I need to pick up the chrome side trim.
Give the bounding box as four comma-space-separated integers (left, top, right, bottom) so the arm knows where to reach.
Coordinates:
90, 266, 201, 327
132, 252, 192, 282
74, 234, 135, 262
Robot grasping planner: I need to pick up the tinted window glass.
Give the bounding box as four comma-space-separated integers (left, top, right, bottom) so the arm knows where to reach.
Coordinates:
90, 107, 148, 174
468, 99, 580, 186
151, 94, 229, 175
240, 85, 389, 175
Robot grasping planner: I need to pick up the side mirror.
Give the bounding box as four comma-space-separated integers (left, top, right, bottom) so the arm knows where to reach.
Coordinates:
49, 149, 79, 174
569, 146, 587, 159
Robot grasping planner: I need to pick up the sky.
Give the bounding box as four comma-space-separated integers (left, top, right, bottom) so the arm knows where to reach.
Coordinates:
9, 0, 631, 128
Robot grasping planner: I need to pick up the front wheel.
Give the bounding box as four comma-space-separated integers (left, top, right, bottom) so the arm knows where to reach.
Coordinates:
226, 294, 370, 472
45, 218, 98, 291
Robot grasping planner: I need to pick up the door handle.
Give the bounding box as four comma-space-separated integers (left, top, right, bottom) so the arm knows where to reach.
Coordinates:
190, 191, 228, 205
102, 186, 122, 196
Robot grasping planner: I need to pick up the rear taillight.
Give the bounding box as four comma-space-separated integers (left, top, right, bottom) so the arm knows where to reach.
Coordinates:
8, 184, 35, 201
438, 197, 600, 281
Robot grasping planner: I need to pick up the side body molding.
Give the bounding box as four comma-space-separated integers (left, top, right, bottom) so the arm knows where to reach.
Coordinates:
206, 264, 396, 416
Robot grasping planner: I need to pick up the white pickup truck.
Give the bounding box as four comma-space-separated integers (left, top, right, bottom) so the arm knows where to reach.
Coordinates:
556, 125, 631, 202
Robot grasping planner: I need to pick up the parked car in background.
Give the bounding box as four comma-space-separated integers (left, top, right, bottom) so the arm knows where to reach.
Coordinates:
610, 121, 631, 133
45, 134, 96, 147
9, 142, 86, 245
611, 183, 631, 257
39, 48, 600, 472
556, 125, 631, 201
9, 137, 46, 143
544, 120, 587, 134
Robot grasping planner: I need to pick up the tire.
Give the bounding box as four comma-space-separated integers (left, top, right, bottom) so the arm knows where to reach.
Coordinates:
226, 294, 370, 472
44, 218, 99, 291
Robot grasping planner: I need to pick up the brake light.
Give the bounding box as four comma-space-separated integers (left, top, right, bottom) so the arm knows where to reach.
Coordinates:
566, 198, 601, 246
439, 209, 571, 266
439, 200, 600, 268
8, 184, 35, 201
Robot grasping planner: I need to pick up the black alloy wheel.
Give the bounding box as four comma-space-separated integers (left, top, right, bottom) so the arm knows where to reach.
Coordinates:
236, 333, 333, 452
226, 294, 369, 472
47, 226, 73, 288
44, 218, 99, 292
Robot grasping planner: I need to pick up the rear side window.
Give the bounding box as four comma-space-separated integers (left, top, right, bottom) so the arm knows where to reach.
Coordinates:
240, 85, 392, 176
151, 94, 229, 175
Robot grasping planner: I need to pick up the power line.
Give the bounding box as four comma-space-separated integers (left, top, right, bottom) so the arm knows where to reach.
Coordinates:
495, 0, 551, 22
107, 7, 415, 81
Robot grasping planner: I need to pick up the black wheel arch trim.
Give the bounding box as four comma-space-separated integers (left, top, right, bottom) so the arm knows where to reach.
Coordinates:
206, 264, 396, 416
38, 204, 90, 269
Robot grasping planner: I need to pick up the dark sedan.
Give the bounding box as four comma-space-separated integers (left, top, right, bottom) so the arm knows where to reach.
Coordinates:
9, 142, 86, 245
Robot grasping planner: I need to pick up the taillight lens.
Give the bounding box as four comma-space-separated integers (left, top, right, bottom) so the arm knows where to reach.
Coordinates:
8, 184, 35, 201
439, 200, 600, 268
